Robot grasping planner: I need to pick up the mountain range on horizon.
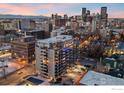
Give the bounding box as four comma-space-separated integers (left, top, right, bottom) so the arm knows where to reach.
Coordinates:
0, 14, 123, 19
0, 14, 49, 19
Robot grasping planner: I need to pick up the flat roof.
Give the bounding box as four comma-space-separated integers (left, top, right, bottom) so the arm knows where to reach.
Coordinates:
52, 27, 65, 32
26, 30, 44, 32
0, 46, 11, 51
0, 35, 5, 38
26, 77, 44, 85
22, 35, 34, 38
38, 35, 72, 44
17, 77, 44, 85
80, 71, 124, 85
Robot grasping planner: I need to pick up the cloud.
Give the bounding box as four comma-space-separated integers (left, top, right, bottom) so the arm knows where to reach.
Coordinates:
0, 3, 79, 16
109, 11, 124, 18
0, 4, 55, 15
0, 4, 36, 15
0, 3, 123, 18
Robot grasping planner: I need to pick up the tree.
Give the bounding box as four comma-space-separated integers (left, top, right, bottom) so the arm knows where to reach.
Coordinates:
0, 24, 4, 30
120, 33, 124, 41
86, 42, 105, 58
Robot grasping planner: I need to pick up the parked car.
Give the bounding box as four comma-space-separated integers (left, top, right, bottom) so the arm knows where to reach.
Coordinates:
17, 71, 23, 75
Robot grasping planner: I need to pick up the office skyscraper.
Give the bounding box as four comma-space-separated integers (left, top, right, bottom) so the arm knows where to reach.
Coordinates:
101, 7, 108, 27
82, 8, 87, 22
92, 13, 97, 32
101, 7, 107, 19
11, 36, 35, 63
87, 10, 90, 15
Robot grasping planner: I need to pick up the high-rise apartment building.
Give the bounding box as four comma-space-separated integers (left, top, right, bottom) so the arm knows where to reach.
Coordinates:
35, 35, 73, 80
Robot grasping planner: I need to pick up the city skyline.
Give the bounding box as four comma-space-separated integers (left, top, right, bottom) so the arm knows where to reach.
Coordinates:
0, 3, 124, 18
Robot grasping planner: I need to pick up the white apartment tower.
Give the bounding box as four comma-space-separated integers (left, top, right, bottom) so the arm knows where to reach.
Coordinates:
35, 35, 73, 80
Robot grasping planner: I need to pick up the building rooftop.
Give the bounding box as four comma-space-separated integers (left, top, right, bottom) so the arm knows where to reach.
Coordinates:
22, 35, 34, 38
0, 45, 11, 51
12, 35, 35, 43
0, 35, 5, 38
79, 71, 124, 85
26, 29, 44, 32
52, 27, 65, 32
37, 35, 72, 44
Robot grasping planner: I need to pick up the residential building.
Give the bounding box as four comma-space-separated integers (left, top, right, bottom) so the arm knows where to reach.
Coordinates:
35, 35, 73, 80
19, 19, 36, 30
50, 27, 65, 37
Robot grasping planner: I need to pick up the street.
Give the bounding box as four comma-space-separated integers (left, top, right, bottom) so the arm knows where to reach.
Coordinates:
0, 53, 11, 59
0, 64, 35, 85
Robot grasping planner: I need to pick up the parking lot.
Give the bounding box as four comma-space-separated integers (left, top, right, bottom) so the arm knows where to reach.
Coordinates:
0, 59, 25, 78
62, 64, 87, 85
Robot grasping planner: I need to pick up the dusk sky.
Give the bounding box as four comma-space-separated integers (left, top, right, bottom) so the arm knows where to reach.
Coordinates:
0, 3, 124, 18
